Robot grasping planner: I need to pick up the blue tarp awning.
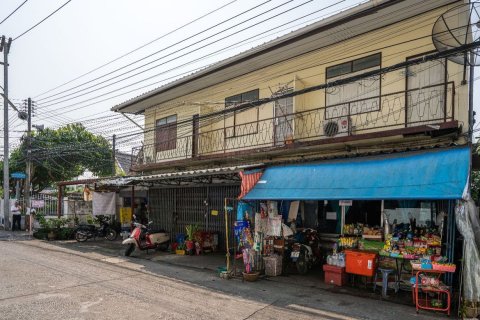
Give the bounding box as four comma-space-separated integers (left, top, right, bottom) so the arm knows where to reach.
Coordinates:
243, 147, 470, 200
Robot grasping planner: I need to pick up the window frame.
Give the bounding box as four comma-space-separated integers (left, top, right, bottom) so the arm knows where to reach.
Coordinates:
224, 89, 260, 138
155, 114, 177, 152
325, 53, 382, 120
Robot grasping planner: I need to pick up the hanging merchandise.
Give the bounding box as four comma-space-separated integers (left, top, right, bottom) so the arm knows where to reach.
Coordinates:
234, 221, 250, 249
255, 212, 268, 234
282, 223, 294, 237
267, 201, 278, 218
237, 202, 253, 221
241, 227, 254, 249
253, 232, 263, 252
242, 248, 256, 273
267, 215, 282, 236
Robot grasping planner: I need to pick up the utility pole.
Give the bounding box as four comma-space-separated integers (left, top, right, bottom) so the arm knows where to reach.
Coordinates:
24, 98, 32, 232
1, 36, 12, 230
112, 134, 116, 175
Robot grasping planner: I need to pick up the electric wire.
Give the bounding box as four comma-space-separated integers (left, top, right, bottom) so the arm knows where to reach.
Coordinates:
38, 0, 313, 106
35, 0, 278, 102
13, 0, 73, 41
32, 0, 238, 99
0, 0, 29, 25
36, 1, 462, 122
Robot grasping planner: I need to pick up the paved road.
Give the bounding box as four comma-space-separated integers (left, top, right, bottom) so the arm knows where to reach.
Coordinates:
0, 239, 445, 320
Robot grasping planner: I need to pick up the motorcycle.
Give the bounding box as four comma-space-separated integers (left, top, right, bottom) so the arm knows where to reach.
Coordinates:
123, 221, 170, 256
289, 228, 322, 274
75, 216, 118, 242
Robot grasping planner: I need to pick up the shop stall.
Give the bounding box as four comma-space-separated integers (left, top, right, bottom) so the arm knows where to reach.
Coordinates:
237, 147, 469, 314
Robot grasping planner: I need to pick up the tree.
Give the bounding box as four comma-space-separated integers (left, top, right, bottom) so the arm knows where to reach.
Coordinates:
3, 124, 112, 192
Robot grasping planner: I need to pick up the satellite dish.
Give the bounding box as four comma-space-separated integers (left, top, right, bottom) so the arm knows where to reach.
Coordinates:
432, 2, 480, 66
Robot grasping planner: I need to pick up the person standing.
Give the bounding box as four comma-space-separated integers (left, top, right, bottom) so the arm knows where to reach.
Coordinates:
11, 201, 22, 231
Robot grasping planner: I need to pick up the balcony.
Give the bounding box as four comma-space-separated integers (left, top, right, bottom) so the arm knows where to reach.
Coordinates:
131, 82, 456, 170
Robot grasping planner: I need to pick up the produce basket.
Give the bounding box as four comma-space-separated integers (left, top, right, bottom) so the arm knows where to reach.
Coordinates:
432, 263, 456, 272
242, 271, 260, 282
410, 260, 422, 270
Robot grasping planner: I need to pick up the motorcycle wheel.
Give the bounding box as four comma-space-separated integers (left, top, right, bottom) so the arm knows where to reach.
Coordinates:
105, 228, 117, 241
75, 231, 88, 242
124, 243, 135, 257
296, 252, 309, 275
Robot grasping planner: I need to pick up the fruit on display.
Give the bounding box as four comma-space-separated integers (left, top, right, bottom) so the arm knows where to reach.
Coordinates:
339, 237, 358, 248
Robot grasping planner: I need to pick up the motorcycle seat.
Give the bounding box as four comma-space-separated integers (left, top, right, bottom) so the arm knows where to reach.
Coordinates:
148, 230, 167, 234
76, 224, 96, 232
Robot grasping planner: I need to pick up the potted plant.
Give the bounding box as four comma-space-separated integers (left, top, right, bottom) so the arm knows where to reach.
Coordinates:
38, 216, 70, 241
185, 225, 198, 254
176, 243, 186, 255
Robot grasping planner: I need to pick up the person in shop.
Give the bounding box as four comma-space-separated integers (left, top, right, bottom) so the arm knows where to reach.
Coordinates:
11, 201, 22, 231
133, 202, 148, 225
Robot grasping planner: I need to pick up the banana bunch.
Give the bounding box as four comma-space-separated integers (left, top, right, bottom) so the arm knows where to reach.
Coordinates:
339, 237, 356, 248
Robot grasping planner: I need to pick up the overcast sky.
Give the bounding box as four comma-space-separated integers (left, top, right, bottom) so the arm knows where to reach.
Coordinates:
0, 0, 478, 153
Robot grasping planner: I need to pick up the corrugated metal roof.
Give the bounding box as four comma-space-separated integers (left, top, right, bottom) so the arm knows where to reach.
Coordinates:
97, 163, 263, 186
112, 0, 459, 114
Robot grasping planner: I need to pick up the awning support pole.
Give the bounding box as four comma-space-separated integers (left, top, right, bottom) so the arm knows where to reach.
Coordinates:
381, 200, 385, 228
225, 197, 230, 272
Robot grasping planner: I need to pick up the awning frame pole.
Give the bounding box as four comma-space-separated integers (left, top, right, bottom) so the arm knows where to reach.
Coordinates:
341, 206, 345, 236
381, 200, 385, 228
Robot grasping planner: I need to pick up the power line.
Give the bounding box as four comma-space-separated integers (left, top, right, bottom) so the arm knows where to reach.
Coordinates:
0, 0, 29, 25
37, 0, 302, 105
13, 0, 72, 41
32, 0, 238, 99
36, 0, 457, 119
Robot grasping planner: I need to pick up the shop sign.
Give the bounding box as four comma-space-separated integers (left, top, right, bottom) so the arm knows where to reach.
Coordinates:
339, 200, 353, 206
31, 200, 45, 208
11, 172, 26, 179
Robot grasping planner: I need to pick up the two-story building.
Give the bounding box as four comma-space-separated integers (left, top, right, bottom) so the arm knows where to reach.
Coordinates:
111, 0, 472, 280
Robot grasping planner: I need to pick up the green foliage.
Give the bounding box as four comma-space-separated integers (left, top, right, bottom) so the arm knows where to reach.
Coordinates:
471, 171, 480, 204
3, 124, 112, 191
185, 224, 199, 240
36, 213, 70, 231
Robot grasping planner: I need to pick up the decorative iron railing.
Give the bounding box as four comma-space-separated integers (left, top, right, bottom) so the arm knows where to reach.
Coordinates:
132, 82, 455, 167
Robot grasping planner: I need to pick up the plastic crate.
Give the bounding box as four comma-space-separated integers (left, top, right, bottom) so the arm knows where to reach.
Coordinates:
344, 250, 377, 277
323, 264, 347, 286
263, 255, 282, 276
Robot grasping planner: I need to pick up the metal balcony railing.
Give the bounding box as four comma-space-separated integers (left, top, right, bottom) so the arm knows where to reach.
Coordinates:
132, 82, 454, 167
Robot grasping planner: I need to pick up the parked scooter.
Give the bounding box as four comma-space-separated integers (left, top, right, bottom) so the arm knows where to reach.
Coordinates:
75, 215, 117, 242
123, 221, 170, 256
289, 228, 322, 274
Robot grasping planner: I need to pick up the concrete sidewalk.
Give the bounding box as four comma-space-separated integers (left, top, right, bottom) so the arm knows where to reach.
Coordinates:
10, 239, 445, 320
0, 229, 34, 241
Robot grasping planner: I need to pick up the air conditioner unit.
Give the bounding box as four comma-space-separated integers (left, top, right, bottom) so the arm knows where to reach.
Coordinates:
323, 117, 350, 138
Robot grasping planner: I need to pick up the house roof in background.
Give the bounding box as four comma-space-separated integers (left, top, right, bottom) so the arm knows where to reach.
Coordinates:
112, 0, 459, 114
116, 151, 132, 175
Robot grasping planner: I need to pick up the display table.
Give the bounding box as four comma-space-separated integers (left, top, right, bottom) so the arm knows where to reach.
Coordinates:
413, 270, 451, 316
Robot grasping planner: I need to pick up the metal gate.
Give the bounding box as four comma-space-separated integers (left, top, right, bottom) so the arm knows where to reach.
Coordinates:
148, 184, 240, 250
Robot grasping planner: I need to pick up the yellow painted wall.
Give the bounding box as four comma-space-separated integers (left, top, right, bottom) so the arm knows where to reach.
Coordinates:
142, 4, 468, 160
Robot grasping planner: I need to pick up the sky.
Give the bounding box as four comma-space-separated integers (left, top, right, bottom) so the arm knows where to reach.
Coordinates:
0, 0, 478, 154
